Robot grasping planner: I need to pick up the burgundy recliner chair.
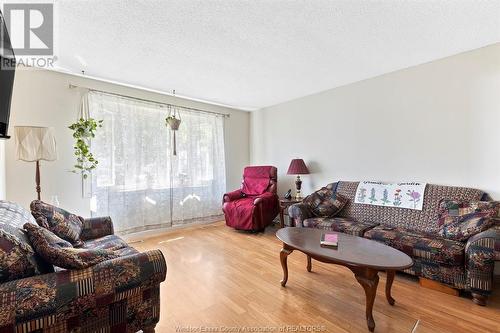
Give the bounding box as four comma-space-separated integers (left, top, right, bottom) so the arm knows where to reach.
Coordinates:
223, 166, 279, 231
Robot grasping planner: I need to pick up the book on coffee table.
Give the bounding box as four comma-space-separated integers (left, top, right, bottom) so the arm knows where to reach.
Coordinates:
320, 232, 338, 248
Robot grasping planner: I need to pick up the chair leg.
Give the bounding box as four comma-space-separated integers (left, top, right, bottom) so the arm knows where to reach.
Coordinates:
471, 292, 488, 306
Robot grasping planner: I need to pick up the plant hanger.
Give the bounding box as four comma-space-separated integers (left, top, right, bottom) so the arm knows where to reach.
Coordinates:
165, 90, 182, 156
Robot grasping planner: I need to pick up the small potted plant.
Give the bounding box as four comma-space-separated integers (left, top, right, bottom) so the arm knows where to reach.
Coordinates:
166, 115, 181, 130
69, 117, 103, 179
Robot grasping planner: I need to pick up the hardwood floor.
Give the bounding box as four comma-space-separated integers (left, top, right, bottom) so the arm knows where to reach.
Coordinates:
132, 222, 500, 333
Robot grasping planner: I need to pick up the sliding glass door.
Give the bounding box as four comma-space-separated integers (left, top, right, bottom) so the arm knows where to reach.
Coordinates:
89, 91, 226, 234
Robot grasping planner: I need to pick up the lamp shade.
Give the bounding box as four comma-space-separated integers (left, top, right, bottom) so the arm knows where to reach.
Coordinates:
287, 159, 309, 175
15, 126, 57, 162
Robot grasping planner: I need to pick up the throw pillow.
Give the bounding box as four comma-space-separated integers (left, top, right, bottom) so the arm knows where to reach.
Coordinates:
24, 223, 118, 269
0, 201, 54, 283
303, 187, 348, 217
437, 200, 500, 241
30, 200, 84, 246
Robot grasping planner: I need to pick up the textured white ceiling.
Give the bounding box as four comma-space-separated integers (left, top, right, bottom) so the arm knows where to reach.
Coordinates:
53, 0, 500, 110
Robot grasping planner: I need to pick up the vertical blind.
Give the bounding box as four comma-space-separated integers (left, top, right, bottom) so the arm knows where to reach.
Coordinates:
89, 91, 226, 234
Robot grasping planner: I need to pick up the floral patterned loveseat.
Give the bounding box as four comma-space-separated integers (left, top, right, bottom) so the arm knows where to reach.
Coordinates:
0, 200, 167, 333
289, 181, 499, 306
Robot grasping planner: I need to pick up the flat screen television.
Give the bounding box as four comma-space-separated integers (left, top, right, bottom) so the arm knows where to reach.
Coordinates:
0, 9, 15, 139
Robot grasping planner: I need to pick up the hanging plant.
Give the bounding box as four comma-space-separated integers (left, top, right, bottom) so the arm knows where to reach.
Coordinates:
69, 117, 103, 179
166, 115, 181, 130
165, 102, 181, 155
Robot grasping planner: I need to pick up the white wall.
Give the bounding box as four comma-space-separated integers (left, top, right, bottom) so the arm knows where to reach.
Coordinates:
5, 68, 250, 215
251, 43, 500, 199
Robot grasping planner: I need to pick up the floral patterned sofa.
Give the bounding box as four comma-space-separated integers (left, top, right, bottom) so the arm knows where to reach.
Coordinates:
0, 200, 167, 333
289, 181, 499, 306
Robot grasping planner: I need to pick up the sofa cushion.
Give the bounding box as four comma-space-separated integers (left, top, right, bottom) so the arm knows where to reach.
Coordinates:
437, 200, 499, 241
364, 225, 465, 266
0, 201, 53, 282
30, 200, 84, 246
113, 246, 140, 257
303, 187, 348, 217
81, 234, 139, 256
303, 217, 378, 237
24, 223, 118, 269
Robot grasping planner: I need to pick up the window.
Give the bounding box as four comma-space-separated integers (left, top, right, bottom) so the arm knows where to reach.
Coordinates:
89, 91, 226, 234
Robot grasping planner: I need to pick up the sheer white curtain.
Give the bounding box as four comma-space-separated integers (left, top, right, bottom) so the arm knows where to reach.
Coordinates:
88, 91, 226, 234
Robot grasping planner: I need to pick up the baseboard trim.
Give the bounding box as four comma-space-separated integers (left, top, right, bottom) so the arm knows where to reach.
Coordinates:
122, 219, 224, 243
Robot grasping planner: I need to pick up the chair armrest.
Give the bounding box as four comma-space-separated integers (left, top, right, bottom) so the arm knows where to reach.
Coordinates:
0, 250, 167, 328
288, 203, 313, 227
253, 192, 277, 205
80, 216, 114, 241
223, 189, 244, 203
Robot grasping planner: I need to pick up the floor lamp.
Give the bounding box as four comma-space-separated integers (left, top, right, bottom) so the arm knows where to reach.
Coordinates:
15, 126, 57, 200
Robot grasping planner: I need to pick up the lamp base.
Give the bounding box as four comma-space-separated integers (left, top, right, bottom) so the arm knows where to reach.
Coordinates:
295, 175, 303, 199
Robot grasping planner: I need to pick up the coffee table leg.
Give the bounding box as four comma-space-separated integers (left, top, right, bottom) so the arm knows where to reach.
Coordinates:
386, 270, 395, 305
280, 244, 293, 287
352, 267, 379, 332
307, 255, 312, 272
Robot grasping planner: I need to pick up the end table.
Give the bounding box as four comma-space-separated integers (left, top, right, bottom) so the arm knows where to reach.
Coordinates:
279, 198, 303, 228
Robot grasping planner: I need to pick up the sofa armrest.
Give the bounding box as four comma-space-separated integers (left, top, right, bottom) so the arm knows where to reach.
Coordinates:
0, 250, 167, 329
493, 223, 500, 261
465, 225, 500, 295
288, 203, 313, 227
466, 224, 500, 257
223, 189, 244, 203
80, 216, 114, 241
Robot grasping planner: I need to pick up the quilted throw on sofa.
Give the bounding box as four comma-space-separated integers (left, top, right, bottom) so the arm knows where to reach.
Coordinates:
354, 181, 427, 210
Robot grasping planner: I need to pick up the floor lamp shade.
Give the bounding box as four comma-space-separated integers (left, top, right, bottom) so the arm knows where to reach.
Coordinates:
15, 126, 57, 162
15, 126, 57, 201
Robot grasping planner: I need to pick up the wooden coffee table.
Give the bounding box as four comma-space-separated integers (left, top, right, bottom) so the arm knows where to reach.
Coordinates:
276, 227, 413, 332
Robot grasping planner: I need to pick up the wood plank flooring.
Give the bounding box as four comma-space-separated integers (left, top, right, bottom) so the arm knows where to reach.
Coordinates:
132, 222, 500, 333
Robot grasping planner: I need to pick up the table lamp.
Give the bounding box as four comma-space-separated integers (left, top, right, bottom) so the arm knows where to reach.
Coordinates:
287, 158, 310, 199
15, 126, 57, 200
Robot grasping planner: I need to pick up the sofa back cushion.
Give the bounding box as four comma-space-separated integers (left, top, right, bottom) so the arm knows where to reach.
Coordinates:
0, 201, 53, 282
30, 200, 84, 246
437, 200, 499, 241
303, 186, 348, 217
334, 181, 484, 234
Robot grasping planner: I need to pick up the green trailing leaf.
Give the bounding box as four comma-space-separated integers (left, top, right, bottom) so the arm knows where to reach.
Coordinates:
68, 117, 103, 179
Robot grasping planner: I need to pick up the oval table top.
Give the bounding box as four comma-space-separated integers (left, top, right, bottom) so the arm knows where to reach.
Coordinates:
276, 227, 413, 271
